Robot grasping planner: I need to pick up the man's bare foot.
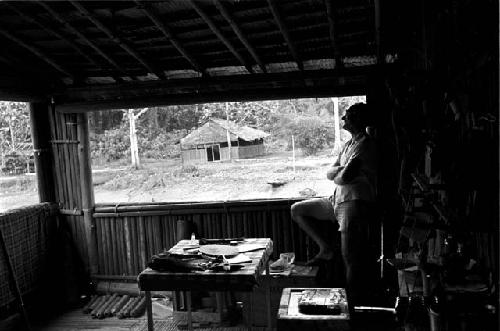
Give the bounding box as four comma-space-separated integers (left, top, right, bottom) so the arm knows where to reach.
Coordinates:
305, 250, 334, 266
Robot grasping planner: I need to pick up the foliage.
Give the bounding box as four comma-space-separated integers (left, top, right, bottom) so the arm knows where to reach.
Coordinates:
137, 128, 186, 159
0, 102, 31, 167
1, 152, 29, 174
88, 96, 365, 164
280, 115, 335, 156
90, 124, 130, 163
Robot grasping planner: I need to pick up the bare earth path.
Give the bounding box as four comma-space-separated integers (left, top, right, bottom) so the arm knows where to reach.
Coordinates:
0, 153, 336, 212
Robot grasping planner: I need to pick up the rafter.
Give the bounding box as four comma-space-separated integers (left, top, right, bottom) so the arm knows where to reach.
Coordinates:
266, 0, 303, 71
56, 67, 372, 113
0, 28, 73, 78
69, 0, 166, 80
0, 54, 13, 66
214, 0, 266, 73
37, 1, 135, 81
188, 0, 254, 74
135, 0, 206, 76
324, 0, 343, 68
374, 0, 383, 64
6, 3, 123, 83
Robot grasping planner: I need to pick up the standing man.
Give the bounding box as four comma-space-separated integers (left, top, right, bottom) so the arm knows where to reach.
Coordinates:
290, 102, 377, 308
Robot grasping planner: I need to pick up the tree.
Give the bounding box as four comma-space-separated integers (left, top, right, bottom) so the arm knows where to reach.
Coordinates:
125, 108, 148, 169
0, 102, 31, 167
281, 115, 335, 155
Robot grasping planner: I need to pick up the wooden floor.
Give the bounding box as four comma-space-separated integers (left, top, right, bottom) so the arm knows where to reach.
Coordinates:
32, 309, 251, 331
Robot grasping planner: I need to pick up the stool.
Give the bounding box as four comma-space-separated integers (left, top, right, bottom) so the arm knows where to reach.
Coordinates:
277, 288, 350, 331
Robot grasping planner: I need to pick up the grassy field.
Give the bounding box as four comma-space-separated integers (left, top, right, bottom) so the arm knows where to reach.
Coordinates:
0, 151, 337, 212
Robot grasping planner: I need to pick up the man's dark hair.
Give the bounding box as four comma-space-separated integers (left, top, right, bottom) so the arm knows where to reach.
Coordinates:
347, 102, 373, 128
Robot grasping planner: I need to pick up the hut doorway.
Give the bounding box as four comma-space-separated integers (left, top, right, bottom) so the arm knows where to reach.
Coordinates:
206, 144, 220, 162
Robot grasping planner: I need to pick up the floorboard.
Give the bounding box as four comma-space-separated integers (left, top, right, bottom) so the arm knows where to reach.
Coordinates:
32, 308, 254, 331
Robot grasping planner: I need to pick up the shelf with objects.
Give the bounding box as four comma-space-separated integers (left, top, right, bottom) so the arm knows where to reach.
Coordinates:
388, 169, 496, 331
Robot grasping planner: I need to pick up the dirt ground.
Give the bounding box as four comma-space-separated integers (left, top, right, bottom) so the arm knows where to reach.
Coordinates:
0, 151, 337, 212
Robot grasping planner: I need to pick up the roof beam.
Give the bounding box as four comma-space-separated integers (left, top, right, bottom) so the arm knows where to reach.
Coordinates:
37, 1, 135, 81
188, 0, 255, 74
6, 3, 123, 83
69, 0, 166, 80
55, 66, 375, 112
374, 0, 383, 64
266, 0, 303, 71
0, 54, 14, 67
324, 0, 343, 69
0, 28, 74, 79
214, 0, 267, 73
135, 0, 207, 76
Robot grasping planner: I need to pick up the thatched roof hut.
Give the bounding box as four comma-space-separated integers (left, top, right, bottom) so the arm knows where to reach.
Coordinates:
180, 118, 269, 163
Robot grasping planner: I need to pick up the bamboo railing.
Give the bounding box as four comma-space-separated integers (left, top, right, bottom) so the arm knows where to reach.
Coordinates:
92, 199, 339, 277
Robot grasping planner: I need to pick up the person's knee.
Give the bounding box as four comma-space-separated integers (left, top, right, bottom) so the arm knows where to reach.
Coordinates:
290, 202, 302, 220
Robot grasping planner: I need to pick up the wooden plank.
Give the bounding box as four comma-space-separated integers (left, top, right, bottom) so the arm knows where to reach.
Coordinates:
130, 218, 138, 274
116, 218, 124, 275
138, 216, 147, 271
123, 217, 133, 275
95, 218, 104, 274
47, 105, 63, 204
68, 113, 82, 207
53, 112, 70, 208
60, 113, 77, 209
56, 69, 370, 113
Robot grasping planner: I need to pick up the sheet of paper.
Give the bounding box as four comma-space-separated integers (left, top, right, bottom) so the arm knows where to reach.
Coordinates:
226, 253, 252, 264
237, 243, 267, 253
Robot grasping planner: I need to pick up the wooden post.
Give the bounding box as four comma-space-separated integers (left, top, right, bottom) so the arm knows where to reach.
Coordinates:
29, 102, 56, 202
77, 113, 98, 275
374, 0, 383, 65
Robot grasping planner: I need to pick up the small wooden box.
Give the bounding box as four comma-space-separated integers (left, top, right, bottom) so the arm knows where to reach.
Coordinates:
246, 265, 319, 327
277, 288, 350, 331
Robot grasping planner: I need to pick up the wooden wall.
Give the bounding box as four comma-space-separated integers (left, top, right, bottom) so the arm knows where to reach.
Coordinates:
181, 147, 207, 164
47, 108, 91, 272
91, 199, 341, 277
238, 145, 266, 159
219, 146, 239, 161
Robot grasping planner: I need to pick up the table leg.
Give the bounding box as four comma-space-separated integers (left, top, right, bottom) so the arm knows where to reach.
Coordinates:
186, 290, 193, 331
246, 292, 253, 331
145, 290, 154, 331
265, 260, 272, 330
216, 292, 224, 324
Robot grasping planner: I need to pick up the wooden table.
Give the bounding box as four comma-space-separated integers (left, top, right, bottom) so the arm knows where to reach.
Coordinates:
138, 238, 273, 331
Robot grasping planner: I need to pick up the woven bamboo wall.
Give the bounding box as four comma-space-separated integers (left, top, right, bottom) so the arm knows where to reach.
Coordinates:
0, 203, 58, 309
92, 199, 338, 276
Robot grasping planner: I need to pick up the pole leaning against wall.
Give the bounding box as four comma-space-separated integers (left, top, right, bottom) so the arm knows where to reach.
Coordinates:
77, 112, 98, 275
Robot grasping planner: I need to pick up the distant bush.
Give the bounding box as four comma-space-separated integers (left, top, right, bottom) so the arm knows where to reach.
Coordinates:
281, 115, 334, 156
90, 125, 130, 163
138, 128, 186, 159
91, 126, 187, 164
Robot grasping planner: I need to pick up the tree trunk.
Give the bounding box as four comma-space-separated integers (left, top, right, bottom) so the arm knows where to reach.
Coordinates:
128, 110, 140, 169
7, 103, 15, 151
225, 103, 231, 161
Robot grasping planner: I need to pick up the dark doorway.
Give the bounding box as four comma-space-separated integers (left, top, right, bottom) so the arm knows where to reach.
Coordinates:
206, 145, 220, 162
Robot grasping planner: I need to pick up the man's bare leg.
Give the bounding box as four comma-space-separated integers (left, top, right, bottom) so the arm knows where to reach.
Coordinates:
291, 198, 336, 264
